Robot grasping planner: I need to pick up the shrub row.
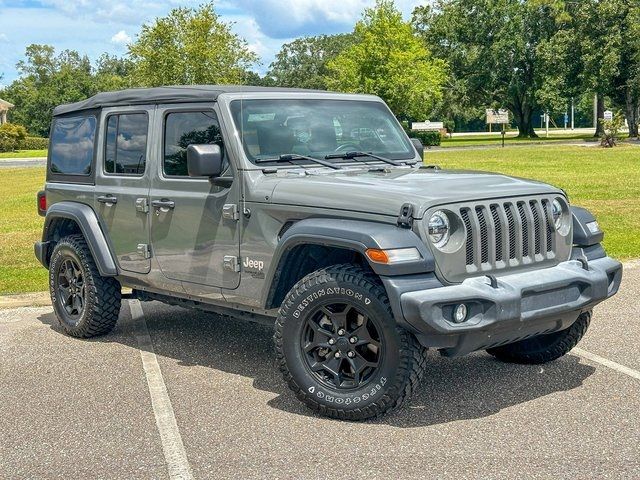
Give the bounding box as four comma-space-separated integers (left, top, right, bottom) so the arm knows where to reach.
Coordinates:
405, 130, 442, 147
23, 136, 49, 150
0, 122, 48, 152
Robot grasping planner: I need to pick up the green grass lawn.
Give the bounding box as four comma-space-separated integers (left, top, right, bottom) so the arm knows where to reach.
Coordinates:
426, 144, 640, 259
1, 144, 638, 294
0, 149, 48, 159
0, 168, 46, 294
440, 133, 599, 148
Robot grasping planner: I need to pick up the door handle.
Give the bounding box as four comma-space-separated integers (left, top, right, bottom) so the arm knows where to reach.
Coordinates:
151, 199, 175, 210
97, 195, 118, 205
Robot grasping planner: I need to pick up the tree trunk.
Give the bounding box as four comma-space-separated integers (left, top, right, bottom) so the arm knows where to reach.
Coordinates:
625, 88, 639, 138
511, 102, 537, 138
595, 94, 605, 137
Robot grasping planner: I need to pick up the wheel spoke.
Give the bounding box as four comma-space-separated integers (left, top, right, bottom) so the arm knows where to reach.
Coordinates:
351, 351, 379, 372
308, 319, 333, 340
303, 340, 331, 353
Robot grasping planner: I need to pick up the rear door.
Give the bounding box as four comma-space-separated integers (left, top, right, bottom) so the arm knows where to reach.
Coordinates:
149, 104, 241, 289
94, 106, 153, 274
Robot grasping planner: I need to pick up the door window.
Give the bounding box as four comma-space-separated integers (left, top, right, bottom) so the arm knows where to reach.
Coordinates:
163, 111, 225, 177
104, 113, 148, 175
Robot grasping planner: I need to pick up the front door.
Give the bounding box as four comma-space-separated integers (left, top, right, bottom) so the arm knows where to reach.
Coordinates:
94, 107, 152, 274
149, 105, 240, 289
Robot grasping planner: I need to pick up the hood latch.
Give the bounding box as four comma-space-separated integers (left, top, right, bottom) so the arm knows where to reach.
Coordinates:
397, 203, 414, 229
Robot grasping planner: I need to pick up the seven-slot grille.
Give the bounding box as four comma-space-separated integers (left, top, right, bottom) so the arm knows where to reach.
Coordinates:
460, 198, 556, 270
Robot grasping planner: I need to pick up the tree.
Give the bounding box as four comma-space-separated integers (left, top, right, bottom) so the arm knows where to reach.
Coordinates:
325, 0, 446, 120
414, 0, 562, 137
2, 44, 96, 136
267, 34, 354, 90
127, 3, 258, 87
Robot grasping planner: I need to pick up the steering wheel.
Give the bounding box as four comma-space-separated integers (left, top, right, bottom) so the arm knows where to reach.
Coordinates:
334, 143, 359, 152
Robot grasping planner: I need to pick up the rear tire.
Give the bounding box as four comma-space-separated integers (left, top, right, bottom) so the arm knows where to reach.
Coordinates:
275, 264, 428, 420
49, 234, 121, 338
486, 312, 591, 364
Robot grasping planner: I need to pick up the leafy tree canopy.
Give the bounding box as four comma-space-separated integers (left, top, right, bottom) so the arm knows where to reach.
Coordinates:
127, 2, 258, 87
267, 34, 354, 90
326, 0, 447, 120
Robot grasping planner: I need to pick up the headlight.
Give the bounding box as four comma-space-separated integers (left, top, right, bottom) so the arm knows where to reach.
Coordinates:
428, 210, 450, 248
552, 199, 563, 230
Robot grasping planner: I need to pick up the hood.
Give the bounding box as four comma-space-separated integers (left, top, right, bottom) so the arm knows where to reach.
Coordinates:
269, 167, 563, 218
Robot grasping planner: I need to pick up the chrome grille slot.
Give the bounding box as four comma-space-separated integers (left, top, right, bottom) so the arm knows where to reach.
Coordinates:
459, 196, 559, 272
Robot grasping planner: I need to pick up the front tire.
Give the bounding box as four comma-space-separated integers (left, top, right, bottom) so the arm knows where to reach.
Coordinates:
275, 264, 427, 420
486, 311, 591, 364
49, 234, 121, 338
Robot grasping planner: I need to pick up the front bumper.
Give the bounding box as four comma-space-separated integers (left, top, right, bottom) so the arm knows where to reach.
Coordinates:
399, 256, 622, 356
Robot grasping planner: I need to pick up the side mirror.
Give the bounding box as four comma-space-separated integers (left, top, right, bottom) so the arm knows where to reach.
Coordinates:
187, 144, 223, 178
410, 138, 424, 160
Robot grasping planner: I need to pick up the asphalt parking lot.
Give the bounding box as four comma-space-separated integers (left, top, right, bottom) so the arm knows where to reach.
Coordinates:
2, 263, 639, 479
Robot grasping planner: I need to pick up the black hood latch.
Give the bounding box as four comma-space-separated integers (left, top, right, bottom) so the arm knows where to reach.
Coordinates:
397, 203, 414, 229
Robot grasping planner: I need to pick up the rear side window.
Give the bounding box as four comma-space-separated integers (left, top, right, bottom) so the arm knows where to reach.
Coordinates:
163, 111, 223, 176
104, 113, 148, 175
50, 116, 96, 175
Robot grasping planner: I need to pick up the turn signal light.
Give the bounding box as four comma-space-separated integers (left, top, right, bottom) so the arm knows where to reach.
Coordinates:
365, 247, 421, 264
365, 249, 390, 263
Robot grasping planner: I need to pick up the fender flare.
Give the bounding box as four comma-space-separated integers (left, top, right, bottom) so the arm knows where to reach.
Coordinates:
262, 218, 434, 307
571, 206, 604, 247
41, 202, 118, 276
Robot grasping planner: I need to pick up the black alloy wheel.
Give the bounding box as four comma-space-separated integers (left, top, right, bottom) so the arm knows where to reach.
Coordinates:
56, 257, 86, 323
301, 302, 382, 390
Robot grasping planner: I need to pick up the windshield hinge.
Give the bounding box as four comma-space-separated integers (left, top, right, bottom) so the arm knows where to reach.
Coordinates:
397, 203, 414, 229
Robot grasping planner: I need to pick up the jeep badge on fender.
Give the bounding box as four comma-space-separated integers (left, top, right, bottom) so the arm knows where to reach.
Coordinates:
35, 86, 622, 421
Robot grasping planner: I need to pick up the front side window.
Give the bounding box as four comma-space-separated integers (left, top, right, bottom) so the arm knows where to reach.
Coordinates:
50, 116, 96, 175
163, 111, 224, 176
229, 99, 414, 164
104, 113, 148, 175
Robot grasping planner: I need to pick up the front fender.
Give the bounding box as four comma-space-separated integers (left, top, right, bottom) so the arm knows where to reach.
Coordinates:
39, 202, 118, 276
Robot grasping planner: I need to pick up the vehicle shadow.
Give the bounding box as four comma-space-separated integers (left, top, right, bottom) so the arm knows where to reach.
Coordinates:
37, 301, 596, 428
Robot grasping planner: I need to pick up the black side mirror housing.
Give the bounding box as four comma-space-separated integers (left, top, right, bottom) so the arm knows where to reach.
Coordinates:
187, 144, 223, 178
410, 138, 424, 160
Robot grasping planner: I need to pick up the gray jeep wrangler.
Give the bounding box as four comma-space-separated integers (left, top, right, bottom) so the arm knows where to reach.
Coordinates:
35, 86, 622, 420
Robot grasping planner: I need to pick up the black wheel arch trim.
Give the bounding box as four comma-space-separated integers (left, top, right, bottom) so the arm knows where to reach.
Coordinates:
571, 205, 604, 247
37, 202, 118, 276
262, 218, 435, 308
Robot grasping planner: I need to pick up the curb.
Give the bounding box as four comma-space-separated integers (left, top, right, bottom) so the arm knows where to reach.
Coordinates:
0, 292, 51, 309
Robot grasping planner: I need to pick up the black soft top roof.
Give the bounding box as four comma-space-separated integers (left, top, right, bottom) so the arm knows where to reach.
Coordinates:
53, 85, 323, 116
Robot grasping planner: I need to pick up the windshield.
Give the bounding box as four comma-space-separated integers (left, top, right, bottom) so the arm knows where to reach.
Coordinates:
229, 99, 415, 165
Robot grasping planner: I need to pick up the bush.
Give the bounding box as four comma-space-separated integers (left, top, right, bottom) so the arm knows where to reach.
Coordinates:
22, 136, 49, 150
0, 123, 28, 152
600, 112, 624, 148
406, 130, 442, 147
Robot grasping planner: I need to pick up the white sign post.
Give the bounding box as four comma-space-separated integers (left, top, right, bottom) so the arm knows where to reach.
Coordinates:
486, 109, 509, 133
603, 110, 613, 121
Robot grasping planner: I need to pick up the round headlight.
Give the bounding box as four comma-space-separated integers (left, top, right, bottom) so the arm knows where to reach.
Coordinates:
552, 199, 563, 230
428, 210, 450, 248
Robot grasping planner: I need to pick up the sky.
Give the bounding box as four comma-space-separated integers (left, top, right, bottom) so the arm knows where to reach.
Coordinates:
0, 0, 424, 89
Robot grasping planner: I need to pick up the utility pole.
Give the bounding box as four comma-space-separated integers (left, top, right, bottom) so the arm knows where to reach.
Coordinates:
571, 97, 575, 130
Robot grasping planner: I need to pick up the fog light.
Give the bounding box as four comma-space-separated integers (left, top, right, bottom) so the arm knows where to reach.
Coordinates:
453, 304, 468, 323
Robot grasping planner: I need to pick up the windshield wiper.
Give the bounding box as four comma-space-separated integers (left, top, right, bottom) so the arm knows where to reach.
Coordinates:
255, 154, 342, 170
325, 151, 411, 166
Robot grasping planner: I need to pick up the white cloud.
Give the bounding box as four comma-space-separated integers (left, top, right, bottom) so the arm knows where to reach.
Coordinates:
0, 33, 8, 42
111, 30, 131, 45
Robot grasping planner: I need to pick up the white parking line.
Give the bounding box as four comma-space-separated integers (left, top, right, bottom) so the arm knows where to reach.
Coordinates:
573, 347, 640, 381
130, 300, 193, 480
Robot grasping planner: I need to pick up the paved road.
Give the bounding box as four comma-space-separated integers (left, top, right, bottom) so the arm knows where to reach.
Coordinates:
0, 158, 46, 168
2, 264, 639, 479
